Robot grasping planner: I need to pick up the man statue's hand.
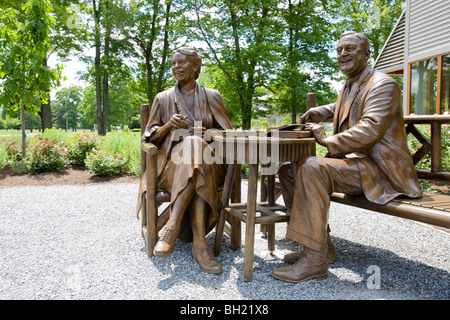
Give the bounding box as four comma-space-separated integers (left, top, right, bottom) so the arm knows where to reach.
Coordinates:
305, 123, 327, 148
299, 111, 309, 124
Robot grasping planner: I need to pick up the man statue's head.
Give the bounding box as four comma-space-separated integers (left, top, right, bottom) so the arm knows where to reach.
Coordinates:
337, 31, 371, 79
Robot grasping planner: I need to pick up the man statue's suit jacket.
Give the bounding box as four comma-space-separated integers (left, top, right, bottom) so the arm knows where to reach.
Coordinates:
305, 66, 422, 204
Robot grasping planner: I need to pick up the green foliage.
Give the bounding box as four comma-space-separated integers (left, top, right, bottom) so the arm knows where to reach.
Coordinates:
1, 1, 407, 134
77, 85, 97, 127
124, 0, 181, 103
99, 131, 141, 175
442, 126, 450, 173
407, 124, 450, 192
0, 0, 62, 114
2, 137, 23, 161
188, 0, 289, 129
25, 137, 69, 174
39, 128, 70, 142
52, 86, 83, 130
85, 148, 128, 176
85, 131, 140, 176
78, 65, 142, 129
0, 139, 8, 169
1, 115, 21, 130
68, 133, 100, 166
1, 128, 142, 176
10, 160, 28, 175
326, 0, 405, 62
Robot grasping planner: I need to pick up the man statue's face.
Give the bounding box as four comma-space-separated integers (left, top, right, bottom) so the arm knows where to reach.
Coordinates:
336, 35, 370, 79
171, 52, 198, 83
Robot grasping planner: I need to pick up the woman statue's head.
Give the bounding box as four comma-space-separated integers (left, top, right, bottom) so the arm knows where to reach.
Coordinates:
171, 47, 202, 82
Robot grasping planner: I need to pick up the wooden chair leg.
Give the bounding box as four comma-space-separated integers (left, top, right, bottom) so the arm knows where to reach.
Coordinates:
260, 174, 268, 234
214, 163, 236, 257
230, 216, 241, 250
230, 164, 242, 249
146, 153, 158, 257
141, 196, 147, 238
267, 223, 275, 252
244, 164, 258, 282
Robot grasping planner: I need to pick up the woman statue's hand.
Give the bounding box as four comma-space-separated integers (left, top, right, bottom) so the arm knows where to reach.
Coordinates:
170, 114, 189, 129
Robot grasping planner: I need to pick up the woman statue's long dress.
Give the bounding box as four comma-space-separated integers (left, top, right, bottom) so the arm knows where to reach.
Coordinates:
142, 47, 233, 274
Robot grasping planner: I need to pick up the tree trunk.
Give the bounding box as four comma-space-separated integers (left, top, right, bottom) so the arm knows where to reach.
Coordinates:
241, 99, 252, 130
290, 102, 297, 124
93, 0, 104, 135
103, 28, 111, 132
39, 98, 52, 131
145, 51, 154, 105
21, 103, 26, 159
39, 58, 53, 132
157, 1, 172, 94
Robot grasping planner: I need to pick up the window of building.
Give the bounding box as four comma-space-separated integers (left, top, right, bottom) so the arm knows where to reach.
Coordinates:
408, 53, 450, 115
409, 58, 438, 115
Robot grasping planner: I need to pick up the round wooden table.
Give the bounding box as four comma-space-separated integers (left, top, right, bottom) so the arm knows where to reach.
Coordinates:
212, 132, 316, 281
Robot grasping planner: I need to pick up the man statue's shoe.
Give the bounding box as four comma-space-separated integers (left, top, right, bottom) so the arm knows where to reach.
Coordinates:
192, 246, 223, 274
271, 254, 329, 283
284, 244, 337, 264
284, 237, 337, 264
153, 226, 177, 258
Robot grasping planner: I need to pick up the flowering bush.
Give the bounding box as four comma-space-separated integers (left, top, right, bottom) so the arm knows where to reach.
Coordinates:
0, 139, 8, 170
99, 131, 141, 176
25, 137, 69, 174
68, 133, 100, 166
3, 137, 23, 161
85, 148, 128, 176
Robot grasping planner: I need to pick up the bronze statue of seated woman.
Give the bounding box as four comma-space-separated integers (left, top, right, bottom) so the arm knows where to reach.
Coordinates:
142, 47, 233, 274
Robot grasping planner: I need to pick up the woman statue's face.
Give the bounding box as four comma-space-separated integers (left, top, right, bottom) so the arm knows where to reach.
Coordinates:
171, 52, 198, 84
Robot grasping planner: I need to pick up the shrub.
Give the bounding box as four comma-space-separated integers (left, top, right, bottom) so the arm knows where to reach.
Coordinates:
68, 133, 100, 166
406, 124, 450, 192
25, 137, 69, 174
98, 131, 141, 176
441, 124, 450, 172
0, 139, 8, 170
85, 148, 128, 176
3, 136, 23, 161
10, 160, 28, 174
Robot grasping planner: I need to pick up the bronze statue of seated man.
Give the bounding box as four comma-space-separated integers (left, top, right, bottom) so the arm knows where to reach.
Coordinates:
271, 31, 422, 283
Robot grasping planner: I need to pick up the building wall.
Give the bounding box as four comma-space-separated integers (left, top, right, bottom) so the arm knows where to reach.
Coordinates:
403, 0, 450, 112
407, 0, 450, 61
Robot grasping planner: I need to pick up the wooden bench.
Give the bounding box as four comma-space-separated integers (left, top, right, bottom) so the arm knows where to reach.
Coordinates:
328, 115, 450, 230
262, 178, 450, 230
330, 192, 450, 229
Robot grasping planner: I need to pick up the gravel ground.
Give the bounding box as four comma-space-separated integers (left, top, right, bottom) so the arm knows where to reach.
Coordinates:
0, 181, 449, 301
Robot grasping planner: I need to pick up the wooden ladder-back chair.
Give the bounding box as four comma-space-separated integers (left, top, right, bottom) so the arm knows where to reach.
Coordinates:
137, 103, 242, 257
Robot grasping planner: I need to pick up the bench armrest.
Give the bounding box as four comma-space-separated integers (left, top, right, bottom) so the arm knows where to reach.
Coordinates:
142, 141, 158, 155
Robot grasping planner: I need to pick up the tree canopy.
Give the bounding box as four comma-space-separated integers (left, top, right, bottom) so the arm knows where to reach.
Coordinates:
0, 0, 405, 132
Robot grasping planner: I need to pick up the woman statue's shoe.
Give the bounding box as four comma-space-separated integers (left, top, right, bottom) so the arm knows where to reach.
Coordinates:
192, 246, 223, 274
153, 226, 178, 258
